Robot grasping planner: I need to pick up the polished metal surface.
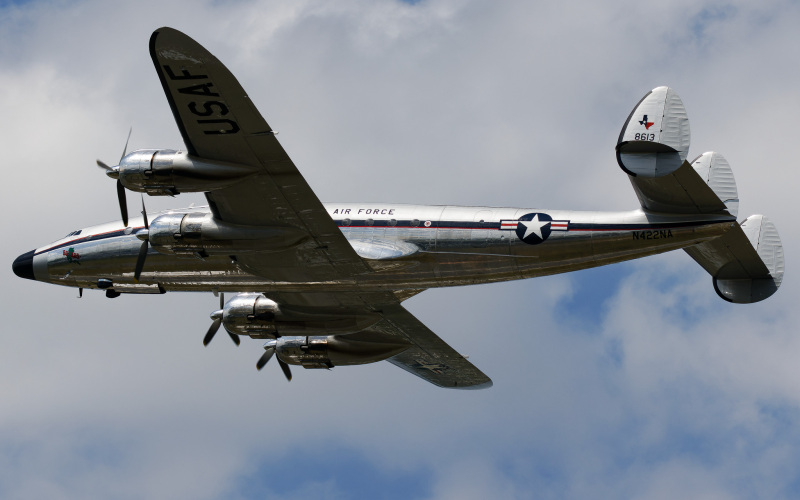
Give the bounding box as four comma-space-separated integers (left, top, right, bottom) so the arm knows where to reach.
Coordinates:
270, 333, 410, 368
146, 212, 308, 257
30, 204, 735, 293
118, 149, 258, 195
220, 292, 383, 339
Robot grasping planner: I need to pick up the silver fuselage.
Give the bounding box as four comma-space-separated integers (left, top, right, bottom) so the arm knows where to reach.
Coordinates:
28, 203, 736, 294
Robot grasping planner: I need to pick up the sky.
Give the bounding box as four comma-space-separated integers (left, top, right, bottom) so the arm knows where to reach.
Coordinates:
1, 1, 798, 499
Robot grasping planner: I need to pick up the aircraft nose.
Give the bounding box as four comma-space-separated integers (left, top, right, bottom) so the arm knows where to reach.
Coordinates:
12, 250, 36, 281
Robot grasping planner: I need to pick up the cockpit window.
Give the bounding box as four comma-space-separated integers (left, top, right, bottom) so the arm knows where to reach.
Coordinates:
65, 230, 82, 238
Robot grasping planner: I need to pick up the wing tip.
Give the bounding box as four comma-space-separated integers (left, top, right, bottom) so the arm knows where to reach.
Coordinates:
149, 27, 171, 52
451, 378, 493, 390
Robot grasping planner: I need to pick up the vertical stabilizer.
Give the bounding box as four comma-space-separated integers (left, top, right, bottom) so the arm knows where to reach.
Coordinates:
691, 152, 739, 218
685, 215, 784, 303
617, 87, 737, 217
617, 86, 690, 177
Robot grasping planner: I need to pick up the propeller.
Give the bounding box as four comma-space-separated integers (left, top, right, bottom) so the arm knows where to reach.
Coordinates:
133, 196, 150, 283
255, 343, 274, 370
256, 338, 292, 381
202, 292, 241, 346
96, 128, 132, 226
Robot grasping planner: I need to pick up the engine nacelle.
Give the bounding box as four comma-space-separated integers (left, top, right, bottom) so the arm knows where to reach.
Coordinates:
268, 332, 411, 369
221, 293, 382, 338
147, 212, 307, 256
116, 149, 258, 195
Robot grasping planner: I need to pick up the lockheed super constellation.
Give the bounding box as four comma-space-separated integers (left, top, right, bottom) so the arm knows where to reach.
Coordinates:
12, 28, 784, 388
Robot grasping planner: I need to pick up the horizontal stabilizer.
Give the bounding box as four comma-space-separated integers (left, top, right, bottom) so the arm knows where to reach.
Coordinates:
685, 215, 784, 303
629, 152, 738, 215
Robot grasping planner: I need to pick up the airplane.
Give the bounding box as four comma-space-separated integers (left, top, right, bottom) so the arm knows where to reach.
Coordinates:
11, 27, 784, 389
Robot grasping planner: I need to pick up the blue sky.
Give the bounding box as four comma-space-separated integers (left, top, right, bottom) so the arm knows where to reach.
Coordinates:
1, 1, 799, 499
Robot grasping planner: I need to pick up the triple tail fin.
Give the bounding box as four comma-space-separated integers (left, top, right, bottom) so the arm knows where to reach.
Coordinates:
617, 86, 784, 303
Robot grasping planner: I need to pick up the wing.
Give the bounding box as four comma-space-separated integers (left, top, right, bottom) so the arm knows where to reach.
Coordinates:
150, 28, 491, 388
268, 290, 493, 389
377, 304, 493, 389
149, 27, 369, 280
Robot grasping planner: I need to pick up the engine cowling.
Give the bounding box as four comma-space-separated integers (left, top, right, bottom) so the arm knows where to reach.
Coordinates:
266, 332, 411, 369
147, 212, 307, 256
117, 149, 258, 195
221, 293, 383, 339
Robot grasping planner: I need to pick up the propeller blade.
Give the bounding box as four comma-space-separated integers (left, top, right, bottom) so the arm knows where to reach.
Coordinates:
204, 294, 227, 347
99, 130, 132, 226
256, 347, 274, 371
120, 127, 132, 162
226, 330, 241, 346
116, 180, 128, 226
203, 317, 222, 346
132, 196, 151, 282
278, 358, 293, 381
140, 195, 149, 229
133, 240, 148, 282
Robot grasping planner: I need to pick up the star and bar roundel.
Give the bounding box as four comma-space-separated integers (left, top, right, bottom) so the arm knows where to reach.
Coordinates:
499, 213, 569, 244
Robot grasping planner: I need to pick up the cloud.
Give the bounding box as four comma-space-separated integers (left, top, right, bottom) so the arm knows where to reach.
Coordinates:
2, 0, 799, 499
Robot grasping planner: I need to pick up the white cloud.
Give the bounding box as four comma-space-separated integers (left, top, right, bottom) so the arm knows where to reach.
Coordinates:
2, 0, 799, 499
